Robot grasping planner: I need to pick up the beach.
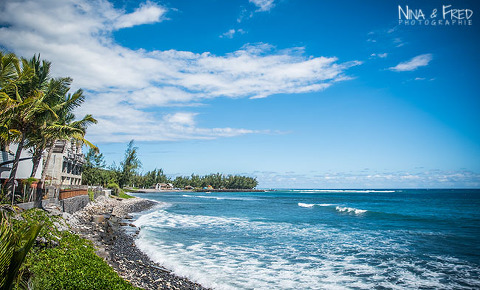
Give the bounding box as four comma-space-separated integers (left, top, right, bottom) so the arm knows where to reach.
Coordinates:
62, 196, 208, 290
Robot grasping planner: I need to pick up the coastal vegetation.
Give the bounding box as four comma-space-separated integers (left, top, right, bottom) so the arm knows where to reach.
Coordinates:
2, 208, 138, 290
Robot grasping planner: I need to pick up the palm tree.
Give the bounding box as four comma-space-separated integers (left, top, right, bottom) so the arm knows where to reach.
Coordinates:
0, 53, 22, 149
26, 77, 77, 177
0, 52, 21, 116
1, 53, 97, 198
39, 111, 97, 187
0, 56, 57, 194
37, 88, 98, 187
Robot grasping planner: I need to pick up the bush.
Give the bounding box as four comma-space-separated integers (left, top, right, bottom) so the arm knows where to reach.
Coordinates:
26, 232, 137, 290
88, 189, 94, 201
107, 181, 121, 196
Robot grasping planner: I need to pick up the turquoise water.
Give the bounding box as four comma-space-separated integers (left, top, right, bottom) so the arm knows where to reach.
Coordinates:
132, 189, 480, 289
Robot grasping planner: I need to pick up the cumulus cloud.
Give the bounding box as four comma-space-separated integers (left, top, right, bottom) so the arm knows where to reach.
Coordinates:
0, 0, 359, 143
389, 54, 433, 72
113, 2, 167, 29
220, 28, 246, 39
370, 53, 388, 59
249, 0, 275, 12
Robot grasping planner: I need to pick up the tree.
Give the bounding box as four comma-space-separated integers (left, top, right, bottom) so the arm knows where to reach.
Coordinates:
27, 75, 75, 177
0, 55, 58, 193
39, 111, 97, 187
82, 148, 112, 186
118, 140, 141, 188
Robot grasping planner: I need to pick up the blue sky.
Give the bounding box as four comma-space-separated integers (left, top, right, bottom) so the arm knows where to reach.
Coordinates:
1, 0, 479, 188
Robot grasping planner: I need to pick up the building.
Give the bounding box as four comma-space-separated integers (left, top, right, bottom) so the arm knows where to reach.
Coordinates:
1, 140, 84, 187
154, 183, 174, 190
0, 144, 42, 181
42, 140, 85, 186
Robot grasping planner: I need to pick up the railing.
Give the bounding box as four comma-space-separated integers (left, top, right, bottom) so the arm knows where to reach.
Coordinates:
59, 184, 88, 190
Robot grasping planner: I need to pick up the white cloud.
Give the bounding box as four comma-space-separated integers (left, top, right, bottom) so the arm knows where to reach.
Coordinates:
0, 0, 359, 143
220, 28, 246, 39
249, 0, 275, 12
113, 2, 167, 29
389, 54, 433, 72
370, 53, 388, 59
164, 112, 197, 126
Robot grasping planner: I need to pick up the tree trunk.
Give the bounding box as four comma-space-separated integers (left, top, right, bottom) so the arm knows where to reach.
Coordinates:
40, 141, 55, 188
30, 145, 44, 178
34, 181, 44, 209
7, 132, 26, 194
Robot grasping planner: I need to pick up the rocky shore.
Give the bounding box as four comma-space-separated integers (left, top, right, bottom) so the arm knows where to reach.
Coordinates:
62, 196, 209, 290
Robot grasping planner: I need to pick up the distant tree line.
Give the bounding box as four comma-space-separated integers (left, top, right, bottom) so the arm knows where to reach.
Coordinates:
172, 174, 258, 189
82, 141, 258, 190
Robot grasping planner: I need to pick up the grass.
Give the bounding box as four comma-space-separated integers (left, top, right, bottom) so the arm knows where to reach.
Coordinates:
118, 191, 135, 199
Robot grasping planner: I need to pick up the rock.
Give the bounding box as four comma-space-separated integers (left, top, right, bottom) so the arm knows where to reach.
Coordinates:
92, 214, 105, 223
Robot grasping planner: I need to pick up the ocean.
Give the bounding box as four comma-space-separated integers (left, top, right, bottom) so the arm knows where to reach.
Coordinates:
131, 189, 480, 289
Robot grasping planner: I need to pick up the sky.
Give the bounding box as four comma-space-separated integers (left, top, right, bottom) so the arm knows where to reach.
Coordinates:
1, 0, 479, 188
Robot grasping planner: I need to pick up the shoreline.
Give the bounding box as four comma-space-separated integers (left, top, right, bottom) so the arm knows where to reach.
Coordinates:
63, 196, 208, 290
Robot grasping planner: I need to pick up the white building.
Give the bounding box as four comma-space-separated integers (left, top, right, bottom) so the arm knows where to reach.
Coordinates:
1, 139, 84, 187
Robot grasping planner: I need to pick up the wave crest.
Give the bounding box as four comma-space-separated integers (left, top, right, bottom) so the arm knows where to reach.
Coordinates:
335, 206, 367, 215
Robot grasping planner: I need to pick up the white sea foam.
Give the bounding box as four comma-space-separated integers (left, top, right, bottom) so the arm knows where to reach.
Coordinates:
133, 200, 479, 290
182, 194, 258, 201
335, 206, 367, 214
298, 203, 334, 208
291, 189, 396, 193
298, 203, 315, 208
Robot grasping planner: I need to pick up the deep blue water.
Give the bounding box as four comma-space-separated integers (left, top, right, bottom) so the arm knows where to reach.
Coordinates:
132, 189, 480, 289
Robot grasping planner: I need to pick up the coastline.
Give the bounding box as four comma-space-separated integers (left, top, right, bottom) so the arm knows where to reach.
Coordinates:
133, 188, 269, 193
64, 196, 208, 290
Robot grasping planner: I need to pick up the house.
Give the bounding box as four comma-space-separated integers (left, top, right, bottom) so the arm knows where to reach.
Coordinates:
1, 139, 85, 189
154, 183, 174, 190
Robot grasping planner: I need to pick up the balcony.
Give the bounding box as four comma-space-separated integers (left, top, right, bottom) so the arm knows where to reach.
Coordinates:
0, 151, 14, 169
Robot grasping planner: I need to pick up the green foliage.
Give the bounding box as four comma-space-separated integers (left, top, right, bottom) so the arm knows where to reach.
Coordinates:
81, 140, 257, 190
107, 181, 121, 195
82, 148, 114, 187
9, 209, 139, 290
25, 231, 137, 290
118, 140, 141, 189
87, 189, 94, 202
1, 53, 97, 196
172, 173, 258, 189
118, 192, 135, 199
133, 168, 169, 189
0, 211, 42, 290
